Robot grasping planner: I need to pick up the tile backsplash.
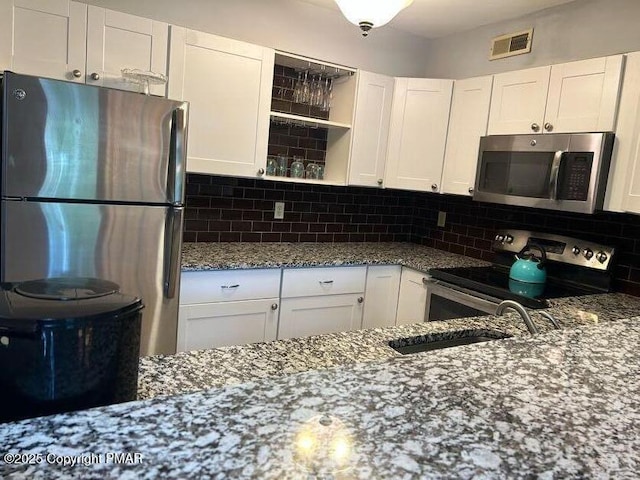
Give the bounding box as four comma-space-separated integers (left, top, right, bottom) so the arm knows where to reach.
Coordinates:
184, 174, 414, 243
184, 174, 640, 296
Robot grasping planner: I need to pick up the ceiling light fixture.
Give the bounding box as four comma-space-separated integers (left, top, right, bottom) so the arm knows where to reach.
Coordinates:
334, 0, 414, 37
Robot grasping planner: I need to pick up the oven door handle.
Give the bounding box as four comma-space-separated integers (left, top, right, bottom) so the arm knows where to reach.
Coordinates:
549, 150, 564, 201
426, 279, 503, 314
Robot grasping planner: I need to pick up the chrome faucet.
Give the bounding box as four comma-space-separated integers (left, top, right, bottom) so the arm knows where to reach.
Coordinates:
539, 311, 560, 329
496, 300, 539, 334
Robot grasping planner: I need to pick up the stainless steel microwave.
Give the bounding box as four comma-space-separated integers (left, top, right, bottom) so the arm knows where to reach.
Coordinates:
473, 132, 615, 214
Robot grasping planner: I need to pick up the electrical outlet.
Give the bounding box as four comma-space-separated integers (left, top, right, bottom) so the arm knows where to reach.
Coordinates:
274, 202, 285, 220
437, 211, 446, 228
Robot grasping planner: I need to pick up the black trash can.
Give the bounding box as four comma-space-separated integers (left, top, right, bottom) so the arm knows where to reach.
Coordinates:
0, 277, 144, 423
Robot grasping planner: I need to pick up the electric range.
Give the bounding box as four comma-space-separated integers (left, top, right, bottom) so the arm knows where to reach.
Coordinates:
425, 230, 615, 319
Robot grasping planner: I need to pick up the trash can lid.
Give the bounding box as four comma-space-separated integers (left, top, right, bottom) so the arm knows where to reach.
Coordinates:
0, 277, 143, 334
15, 277, 120, 300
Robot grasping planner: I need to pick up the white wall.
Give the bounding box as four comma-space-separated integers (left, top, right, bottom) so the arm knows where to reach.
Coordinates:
78, 0, 432, 77
423, 0, 640, 79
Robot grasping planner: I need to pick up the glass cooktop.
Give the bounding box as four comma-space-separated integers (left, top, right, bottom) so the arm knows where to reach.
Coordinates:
428, 266, 599, 309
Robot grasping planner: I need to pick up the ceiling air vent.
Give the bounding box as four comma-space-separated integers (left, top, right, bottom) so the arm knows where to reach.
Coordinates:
489, 28, 533, 61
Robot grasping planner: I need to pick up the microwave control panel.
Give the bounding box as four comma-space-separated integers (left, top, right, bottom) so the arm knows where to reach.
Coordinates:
557, 152, 593, 201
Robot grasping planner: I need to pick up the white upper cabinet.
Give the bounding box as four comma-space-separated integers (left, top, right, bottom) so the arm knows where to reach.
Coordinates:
385, 77, 454, 192
85, 7, 168, 96
0, 1, 168, 94
441, 75, 493, 196
605, 51, 640, 214
169, 27, 274, 177
0, 0, 87, 81
487, 65, 550, 135
348, 71, 394, 188
488, 55, 624, 135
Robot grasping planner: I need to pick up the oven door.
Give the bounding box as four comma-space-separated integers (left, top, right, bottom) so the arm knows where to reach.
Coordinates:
425, 279, 501, 322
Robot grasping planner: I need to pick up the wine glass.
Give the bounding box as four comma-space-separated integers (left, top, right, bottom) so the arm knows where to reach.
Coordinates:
320, 78, 333, 112
293, 72, 303, 104
301, 71, 310, 104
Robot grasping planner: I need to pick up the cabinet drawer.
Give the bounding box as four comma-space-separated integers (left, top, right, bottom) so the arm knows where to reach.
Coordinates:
180, 269, 281, 304
281, 266, 367, 298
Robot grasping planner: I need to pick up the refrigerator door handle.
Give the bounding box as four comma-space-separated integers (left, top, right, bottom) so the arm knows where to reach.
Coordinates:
167, 107, 187, 205
164, 207, 184, 299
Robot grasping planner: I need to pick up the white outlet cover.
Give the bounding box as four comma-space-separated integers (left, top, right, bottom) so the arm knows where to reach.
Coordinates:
274, 202, 285, 220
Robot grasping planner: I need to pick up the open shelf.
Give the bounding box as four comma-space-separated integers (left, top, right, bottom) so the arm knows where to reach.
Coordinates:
270, 112, 351, 130
263, 174, 346, 187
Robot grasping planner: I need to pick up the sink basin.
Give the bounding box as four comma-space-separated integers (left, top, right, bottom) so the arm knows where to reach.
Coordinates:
389, 329, 511, 355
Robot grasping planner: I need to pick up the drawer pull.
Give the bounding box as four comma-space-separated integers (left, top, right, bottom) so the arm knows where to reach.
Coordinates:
319, 280, 334, 285
357, 296, 364, 303
221, 284, 240, 289
271, 303, 278, 310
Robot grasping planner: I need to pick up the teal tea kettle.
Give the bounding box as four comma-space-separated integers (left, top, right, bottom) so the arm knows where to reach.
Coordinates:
509, 243, 547, 285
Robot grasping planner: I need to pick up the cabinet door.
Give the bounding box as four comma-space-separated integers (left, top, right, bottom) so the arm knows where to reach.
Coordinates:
385, 78, 453, 192
278, 294, 364, 339
606, 52, 640, 214
487, 66, 550, 135
395, 268, 428, 325
441, 75, 493, 196
544, 55, 624, 134
86, 6, 168, 96
362, 265, 401, 329
168, 27, 274, 177
177, 298, 279, 352
0, 0, 87, 82
348, 71, 394, 187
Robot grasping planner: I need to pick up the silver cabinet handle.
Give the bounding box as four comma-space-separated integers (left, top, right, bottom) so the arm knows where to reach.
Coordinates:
319, 280, 334, 285
544, 122, 553, 132
531, 123, 540, 132
377, 179, 383, 185
271, 303, 278, 310
72, 69, 82, 78
90, 72, 100, 80
431, 184, 438, 191
258, 168, 265, 175
221, 284, 240, 289
357, 296, 364, 303
468, 187, 474, 194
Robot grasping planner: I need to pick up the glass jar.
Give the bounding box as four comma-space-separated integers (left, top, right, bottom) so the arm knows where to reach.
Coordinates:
290, 157, 305, 178
276, 155, 288, 176
305, 162, 318, 179
266, 156, 277, 176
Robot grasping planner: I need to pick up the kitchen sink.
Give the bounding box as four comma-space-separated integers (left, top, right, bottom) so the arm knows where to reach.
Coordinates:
389, 329, 511, 355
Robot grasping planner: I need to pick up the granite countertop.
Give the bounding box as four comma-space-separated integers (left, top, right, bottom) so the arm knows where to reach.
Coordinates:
2, 316, 639, 479
137, 292, 640, 400
2, 242, 640, 478
181, 241, 490, 271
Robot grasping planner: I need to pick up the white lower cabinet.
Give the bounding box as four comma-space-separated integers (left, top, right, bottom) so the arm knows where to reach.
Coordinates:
395, 267, 428, 326
362, 265, 401, 329
177, 299, 278, 352
178, 269, 281, 352
278, 294, 364, 339
278, 266, 367, 339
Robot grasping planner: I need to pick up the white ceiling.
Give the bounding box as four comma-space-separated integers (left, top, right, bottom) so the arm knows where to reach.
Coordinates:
298, 0, 579, 39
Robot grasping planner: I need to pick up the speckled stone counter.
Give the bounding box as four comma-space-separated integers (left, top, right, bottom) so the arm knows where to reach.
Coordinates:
137, 292, 640, 400
181, 242, 489, 271
2, 317, 640, 479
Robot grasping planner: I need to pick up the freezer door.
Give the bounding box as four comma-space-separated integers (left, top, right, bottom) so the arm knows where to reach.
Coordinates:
2, 72, 187, 205
1, 200, 183, 356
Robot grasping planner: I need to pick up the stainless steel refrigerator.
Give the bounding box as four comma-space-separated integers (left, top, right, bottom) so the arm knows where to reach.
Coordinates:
0, 71, 188, 356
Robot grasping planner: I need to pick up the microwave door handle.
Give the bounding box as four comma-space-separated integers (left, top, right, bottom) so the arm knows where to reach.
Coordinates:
549, 150, 564, 200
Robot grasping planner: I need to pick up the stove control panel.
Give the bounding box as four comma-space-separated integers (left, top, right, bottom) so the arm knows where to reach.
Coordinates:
492, 230, 615, 271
